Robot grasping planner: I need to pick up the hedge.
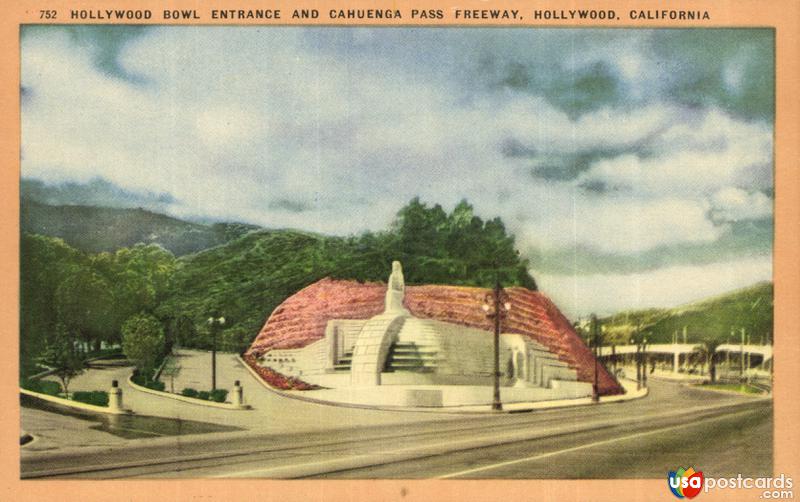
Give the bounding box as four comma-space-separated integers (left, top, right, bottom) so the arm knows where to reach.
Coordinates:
210, 389, 228, 403
131, 372, 165, 391
181, 388, 198, 398
72, 391, 109, 407
20, 378, 62, 396
181, 387, 228, 403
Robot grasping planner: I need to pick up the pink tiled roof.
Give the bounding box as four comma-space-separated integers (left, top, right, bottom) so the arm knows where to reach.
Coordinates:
246, 278, 624, 395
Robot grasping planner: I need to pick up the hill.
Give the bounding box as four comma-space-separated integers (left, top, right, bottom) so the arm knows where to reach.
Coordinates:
160, 211, 537, 348
598, 282, 773, 345
21, 198, 537, 369
21, 198, 259, 256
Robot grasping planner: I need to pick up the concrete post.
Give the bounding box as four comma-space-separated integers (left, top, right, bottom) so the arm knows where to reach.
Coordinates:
232, 380, 244, 408
109, 379, 123, 412
673, 352, 680, 373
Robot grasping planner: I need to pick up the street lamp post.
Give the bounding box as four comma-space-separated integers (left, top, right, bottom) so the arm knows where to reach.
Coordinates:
483, 280, 511, 411
630, 335, 647, 390
642, 336, 648, 388
207, 315, 226, 391
631, 337, 640, 390
590, 314, 601, 403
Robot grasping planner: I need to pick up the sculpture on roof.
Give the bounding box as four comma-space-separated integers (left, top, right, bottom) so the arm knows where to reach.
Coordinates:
384, 260, 407, 313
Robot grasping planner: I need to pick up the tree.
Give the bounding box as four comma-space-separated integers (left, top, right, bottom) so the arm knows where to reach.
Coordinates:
160, 356, 182, 393
220, 325, 254, 354
37, 324, 84, 398
694, 338, 723, 383
98, 245, 176, 343
169, 315, 196, 349
55, 267, 115, 352
20, 234, 85, 375
122, 313, 165, 379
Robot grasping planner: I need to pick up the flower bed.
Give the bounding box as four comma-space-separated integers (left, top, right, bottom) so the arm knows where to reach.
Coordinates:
242, 354, 321, 390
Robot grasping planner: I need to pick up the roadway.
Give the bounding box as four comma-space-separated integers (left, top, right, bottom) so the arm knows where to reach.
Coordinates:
21, 379, 772, 479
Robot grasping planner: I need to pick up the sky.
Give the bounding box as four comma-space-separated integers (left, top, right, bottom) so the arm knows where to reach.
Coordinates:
20, 26, 774, 317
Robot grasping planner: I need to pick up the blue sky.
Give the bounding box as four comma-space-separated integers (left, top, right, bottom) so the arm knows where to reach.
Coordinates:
20, 27, 774, 316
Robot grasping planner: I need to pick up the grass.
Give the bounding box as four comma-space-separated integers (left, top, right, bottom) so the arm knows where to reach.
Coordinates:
699, 383, 765, 395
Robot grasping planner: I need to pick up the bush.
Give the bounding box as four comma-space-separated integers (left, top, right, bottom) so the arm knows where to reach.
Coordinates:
210, 389, 228, 403
181, 388, 198, 398
86, 348, 124, 360
132, 372, 165, 391
146, 380, 165, 392
131, 372, 147, 386
72, 391, 109, 407
20, 378, 62, 396
197, 390, 211, 401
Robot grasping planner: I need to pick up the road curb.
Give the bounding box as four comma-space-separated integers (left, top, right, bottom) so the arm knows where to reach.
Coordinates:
126, 373, 251, 410
20, 388, 130, 415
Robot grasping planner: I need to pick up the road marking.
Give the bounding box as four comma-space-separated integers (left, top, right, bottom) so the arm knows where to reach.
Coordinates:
437, 408, 762, 479
213, 404, 765, 479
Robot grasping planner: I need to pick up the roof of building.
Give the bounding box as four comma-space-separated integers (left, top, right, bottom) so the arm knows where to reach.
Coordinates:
246, 277, 624, 395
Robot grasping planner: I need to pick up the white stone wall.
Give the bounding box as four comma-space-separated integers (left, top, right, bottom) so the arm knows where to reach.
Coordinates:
324, 319, 367, 369
349, 314, 407, 385
259, 314, 580, 391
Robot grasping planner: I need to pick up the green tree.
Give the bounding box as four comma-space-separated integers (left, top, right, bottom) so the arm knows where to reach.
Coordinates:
168, 315, 196, 349
54, 267, 115, 352
37, 324, 84, 398
160, 356, 182, 393
122, 313, 165, 378
694, 338, 723, 383
99, 244, 176, 341
220, 325, 254, 354
20, 234, 85, 375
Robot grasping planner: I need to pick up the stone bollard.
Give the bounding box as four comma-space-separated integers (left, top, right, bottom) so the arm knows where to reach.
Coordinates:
109, 379, 123, 412
232, 380, 244, 408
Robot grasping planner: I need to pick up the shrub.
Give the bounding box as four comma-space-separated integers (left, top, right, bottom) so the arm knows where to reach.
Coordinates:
131, 372, 147, 386
181, 388, 198, 398
197, 390, 211, 401
132, 372, 165, 391
146, 380, 165, 392
72, 391, 109, 407
20, 378, 62, 396
210, 389, 228, 403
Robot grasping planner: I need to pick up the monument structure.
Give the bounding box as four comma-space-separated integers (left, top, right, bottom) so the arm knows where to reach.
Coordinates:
245, 262, 623, 407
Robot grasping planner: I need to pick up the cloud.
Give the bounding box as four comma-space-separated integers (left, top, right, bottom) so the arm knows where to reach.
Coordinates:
535, 255, 772, 317
20, 26, 775, 314
710, 187, 773, 222
512, 195, 726, 255
529, 219, 772, 275
575, 108, 773, 197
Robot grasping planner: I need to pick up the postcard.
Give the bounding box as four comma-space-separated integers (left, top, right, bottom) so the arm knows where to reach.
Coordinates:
2, 0, 799, 501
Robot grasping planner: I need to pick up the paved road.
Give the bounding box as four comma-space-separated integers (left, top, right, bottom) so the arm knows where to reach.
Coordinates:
21, 377, 772, 479
23, 351, 468, 452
